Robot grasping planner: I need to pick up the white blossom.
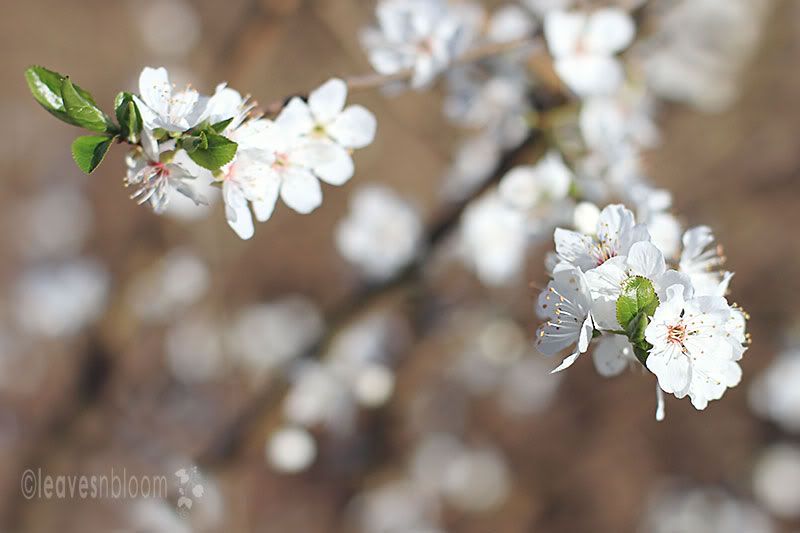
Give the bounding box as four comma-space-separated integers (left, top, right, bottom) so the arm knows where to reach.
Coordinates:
228, 296, 324, 379
584, 241, 689, 329
749, 347, 800, 432
544, 8, 635, 97
246, 99, 352, 218
204, 83, 254, 132
641, 484, 775, 533
679, 225, 732, 297
124, 128, 206, 213
572, 201, 600, 235
486, 4, 535, 43
753, 443, 800, 520
126, 248, 209, 322
591, 335, 635, 377
336, 185, 422, 281
360, 0, 476, 89
13, 183, 93, 261
444, 64, 532, 148
441, 447, 510, 512
440, 134, 501, 201
498, 151, 572, 221
165, 312, 225, 384
267, 426, 317, 474
536, 262, 594, 372
14, 259, 110, 338
460, 192, 528, 285
645, 284, 742, 410
642, 0, 771, 112
217, 147, 275, 240
292, 78, 377, 152
135, 66, 210, 132
554, 203, 650, 271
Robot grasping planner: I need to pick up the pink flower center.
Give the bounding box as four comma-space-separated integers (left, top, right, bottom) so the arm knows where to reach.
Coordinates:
148, 161, 169, 176
417, 38, 434, 55
666, 323, 687, 345
592, 241, 617, 266
222, 163, 237, 181
272, 152, 290, 170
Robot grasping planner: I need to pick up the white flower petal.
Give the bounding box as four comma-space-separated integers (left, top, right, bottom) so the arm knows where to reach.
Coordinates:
224, 187, 254, 240
554, 54, 625, 97
138, 66, 171, 117
592, 336, 632, 377
252, 175, 281, 222
544, 11, 586, 58
327, 105, 377, 149
627, 241, 666, 279
309, 78, 347, 124
275, 97, 315, 139
584, 8, 635, 55
647, 344, 690, 395
313, 144, 354, 186
292, 140, 338, 169
280, 168, 322, 214
551, 349, 581, 373
655, 384, 665, 421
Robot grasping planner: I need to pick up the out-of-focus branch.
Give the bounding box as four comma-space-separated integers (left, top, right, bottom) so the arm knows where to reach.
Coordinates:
259, 38, 549, 116
196, 130, 541, 467
346, 37, 541, 90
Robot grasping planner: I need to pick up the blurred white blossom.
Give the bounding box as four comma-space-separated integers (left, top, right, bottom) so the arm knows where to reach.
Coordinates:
749, 347, 800, 432
641, 484, 774, 533
14, 259, 110, 338
641, 0, 772, 112
228, 296, 324, 379
267, 426, 317, 474
13, 183, 93, 260
460, 192, 528, 285
752, 443, 800, 520
544, 8, 635, 97
165, 312, 226, 384
360, 0, 480, 89
336, 185, 423, 281
126, 248, 210, 323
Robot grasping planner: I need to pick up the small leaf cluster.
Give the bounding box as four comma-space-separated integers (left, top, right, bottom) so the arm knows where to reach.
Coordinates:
25, 66, 238, 175
615, 276, 659, 364
26, 66, 134, 173
178, 119, 238, 172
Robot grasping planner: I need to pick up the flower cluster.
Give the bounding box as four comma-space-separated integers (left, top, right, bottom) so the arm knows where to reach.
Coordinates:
360, 0, 480, 89
536, 204, 748, 418
25, 65, 376, 239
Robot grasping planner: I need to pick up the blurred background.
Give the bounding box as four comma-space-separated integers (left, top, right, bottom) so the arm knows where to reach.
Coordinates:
2, 0, 800, 531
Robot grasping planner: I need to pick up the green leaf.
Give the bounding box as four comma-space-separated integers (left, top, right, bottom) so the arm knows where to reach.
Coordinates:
71, 135, 115, 174
616, 276, 659, 364
210, 117, 234, 133
616, 276, 659, 331
187, 132, 237, 171
62, 78, 114, 133
179, 133, 208, 153
25, 66, 70, 122
25, 66, 115, 131
625, 312, 654, 365
114, 92, 142, 143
